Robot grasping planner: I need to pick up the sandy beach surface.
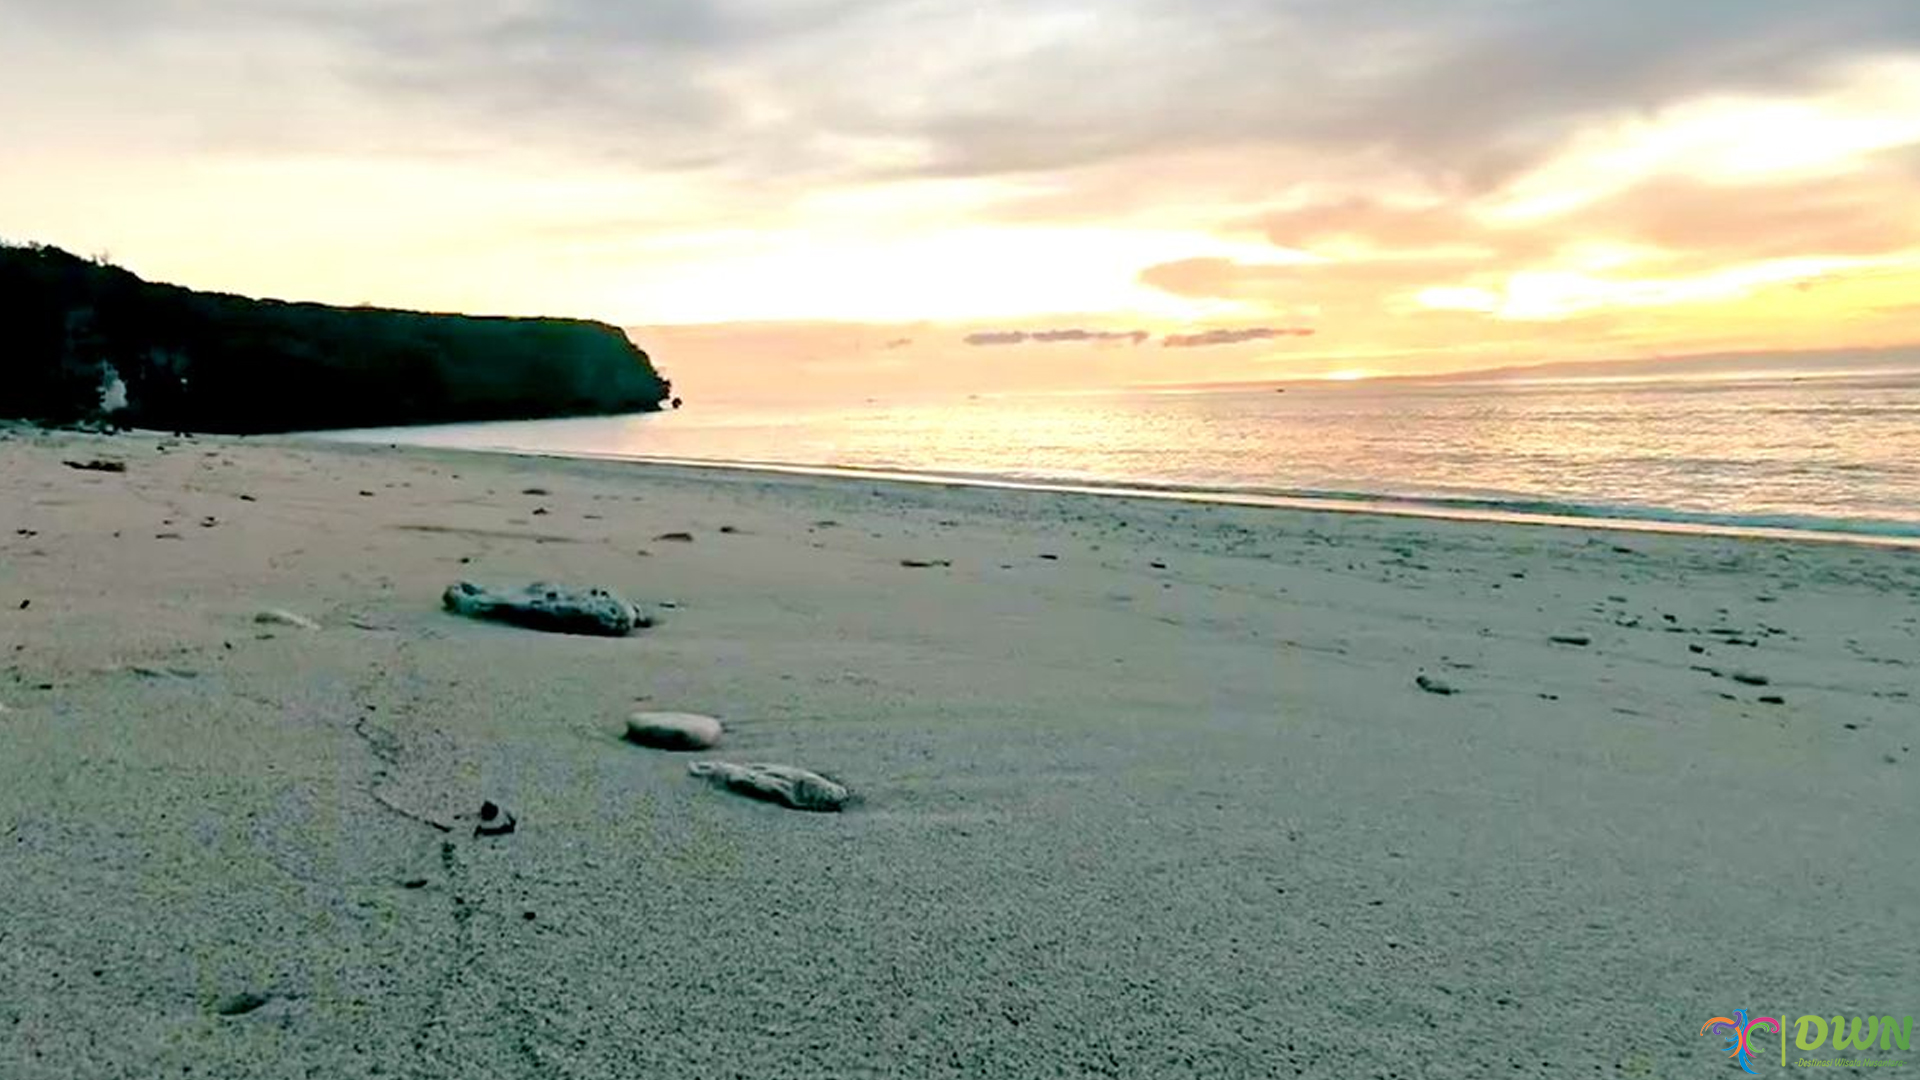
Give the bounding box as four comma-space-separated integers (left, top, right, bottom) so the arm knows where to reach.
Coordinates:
2, 426, 1915, 1079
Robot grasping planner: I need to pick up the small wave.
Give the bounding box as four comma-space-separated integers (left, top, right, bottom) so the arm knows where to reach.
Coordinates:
1309, 490, 1920, 540
370, 441, 1920, 548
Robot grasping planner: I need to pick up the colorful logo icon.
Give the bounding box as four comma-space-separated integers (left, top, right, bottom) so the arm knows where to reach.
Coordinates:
1697, 1010, 1910, 1070
1702, 1011, 1782, 1074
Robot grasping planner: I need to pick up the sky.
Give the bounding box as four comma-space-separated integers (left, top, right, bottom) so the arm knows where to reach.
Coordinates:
5, 0, 1920, 402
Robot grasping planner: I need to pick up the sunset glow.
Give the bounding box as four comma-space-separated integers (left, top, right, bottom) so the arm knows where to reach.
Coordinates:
6, 1, 1920, 400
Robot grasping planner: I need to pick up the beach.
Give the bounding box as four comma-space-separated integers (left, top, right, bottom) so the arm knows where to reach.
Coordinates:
2, 426, 1915, 1078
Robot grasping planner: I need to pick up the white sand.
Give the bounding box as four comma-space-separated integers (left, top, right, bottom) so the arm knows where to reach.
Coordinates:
1, 427, 1915, 1078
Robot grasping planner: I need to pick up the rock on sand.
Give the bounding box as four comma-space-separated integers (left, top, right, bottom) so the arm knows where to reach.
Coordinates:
442, 581, 648, 637
625, 711, 723, 751
688, 761, 852, 812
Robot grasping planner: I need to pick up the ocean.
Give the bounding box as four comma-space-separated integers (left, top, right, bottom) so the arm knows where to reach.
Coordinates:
319, 370, 1920, 543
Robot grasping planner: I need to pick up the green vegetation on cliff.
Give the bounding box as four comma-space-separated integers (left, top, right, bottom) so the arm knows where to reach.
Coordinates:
1, 243, 672, 432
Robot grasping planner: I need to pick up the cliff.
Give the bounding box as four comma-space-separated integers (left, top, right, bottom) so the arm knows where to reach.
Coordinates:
0, 243, 672, 433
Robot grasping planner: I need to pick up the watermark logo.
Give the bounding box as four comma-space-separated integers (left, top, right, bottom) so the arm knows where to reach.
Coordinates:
1700, 1011, 1911, 1070
1702, 1012, 1782, 1074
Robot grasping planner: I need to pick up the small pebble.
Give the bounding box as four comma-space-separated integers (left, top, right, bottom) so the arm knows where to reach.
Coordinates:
475, 800, 516, 837
214, 992, 273, 1017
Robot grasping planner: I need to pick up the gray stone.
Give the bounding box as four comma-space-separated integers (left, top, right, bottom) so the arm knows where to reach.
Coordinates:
688, 761, 852, 812
443, 581, 648, 636
213, 992, 273, 1017
625, 711, 723, 751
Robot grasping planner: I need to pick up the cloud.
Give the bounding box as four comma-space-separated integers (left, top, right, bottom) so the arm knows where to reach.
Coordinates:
1140, 255, 1465, 306
11, 0, 1920, 189
964, 328, 1150, 346
1142, 138, 1920, 321
11, 0, 1920, 349
1560, 172, 1920, 266
1161, 327, 1316, 348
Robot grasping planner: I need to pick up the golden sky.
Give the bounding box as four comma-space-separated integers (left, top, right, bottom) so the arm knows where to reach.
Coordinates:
5, 0, 1920, 400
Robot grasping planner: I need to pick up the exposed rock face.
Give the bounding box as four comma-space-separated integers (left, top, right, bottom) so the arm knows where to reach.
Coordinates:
1, 243, 672, 432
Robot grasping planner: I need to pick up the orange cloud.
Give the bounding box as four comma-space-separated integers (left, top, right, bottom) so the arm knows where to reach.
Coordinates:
964, 328, 1151, 346
1162, 327, 1315, 348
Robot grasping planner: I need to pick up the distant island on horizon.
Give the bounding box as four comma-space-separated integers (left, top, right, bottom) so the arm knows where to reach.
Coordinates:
1, 243, 674, 434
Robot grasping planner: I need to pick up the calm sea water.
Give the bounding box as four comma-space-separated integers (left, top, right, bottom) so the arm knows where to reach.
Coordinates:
321, 371, 1920, 541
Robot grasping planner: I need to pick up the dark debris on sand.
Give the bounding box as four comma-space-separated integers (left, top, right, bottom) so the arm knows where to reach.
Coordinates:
474, 800, 517, 837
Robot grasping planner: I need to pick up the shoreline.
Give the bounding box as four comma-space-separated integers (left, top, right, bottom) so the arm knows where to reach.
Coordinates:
3, 427, 1915, 1078
311, 432, 1920, 549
